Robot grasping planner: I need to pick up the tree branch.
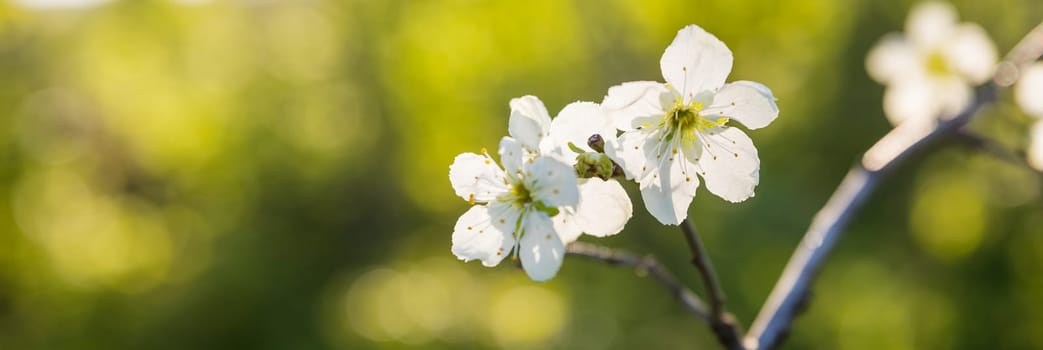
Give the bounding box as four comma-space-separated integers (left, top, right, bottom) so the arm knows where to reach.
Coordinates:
565, 241, 710, 321
681, 219, 745, 350
744, 20, 1043, 350
744, 86, 993, 350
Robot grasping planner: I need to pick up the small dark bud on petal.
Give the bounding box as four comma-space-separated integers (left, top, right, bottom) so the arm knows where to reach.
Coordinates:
587, 134, 606, 153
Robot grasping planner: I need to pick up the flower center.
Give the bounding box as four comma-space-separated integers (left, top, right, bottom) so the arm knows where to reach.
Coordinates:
504, 181, 559, 216
662, 98, 728, 145
925, 51, 950, 77
509, 182, 533, 205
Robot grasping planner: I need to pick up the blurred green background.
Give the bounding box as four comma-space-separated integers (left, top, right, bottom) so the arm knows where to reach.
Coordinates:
0, 0, 1041, 349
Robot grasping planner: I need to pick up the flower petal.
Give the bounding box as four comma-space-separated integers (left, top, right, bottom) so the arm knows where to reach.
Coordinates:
552, 209, 583, 244
942, 23, 997, 84
601, 81, 671, 131
884, 78, 942, 126
865, 34, 922, 84
549, 101, 615, 159
525, 156, 580, 208
449, 152, 509, 203
1029, 121, 1043, 171
933, 77, 973, 118
906, 1, 957, 48
660, 24, 733, 100
608, 129, 652, 181
703, 81, 779, 130
509, 95, 553, 150
573, 178, 632, 237
1016, 63, 1043, 118
519, 210, 566, 282
697, 127, 759, 203
499, 137, 525, 177
637, 149, 700, 225
451, 205, 517, 267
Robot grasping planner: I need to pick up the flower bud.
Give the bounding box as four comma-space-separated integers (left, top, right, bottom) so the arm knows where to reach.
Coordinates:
587, 134, 606, 153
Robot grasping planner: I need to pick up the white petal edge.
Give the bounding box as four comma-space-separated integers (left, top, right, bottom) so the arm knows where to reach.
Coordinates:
519, 210, 565, 282
1016, 63, 1043, 119
525, 156, 580, 208
451, 205, 517, 267
703, 81, 779, 130
499, 137, 525, 177
573, 178, 632, 237
883, 79, 936, 126
660, 24, 733, 101
509, 95, 553, 150
906, 1, 958, 48
697, 127, 759, 203
639, 155, 700, 226
553, 209, 583, 244
608, 130, 651, 181
933, 76, 973, 119
601, 81, 670, 131
865, 34, 921, 84
549, 101, 615, 160
942, 23, 997, 84
449, 152, 509, 203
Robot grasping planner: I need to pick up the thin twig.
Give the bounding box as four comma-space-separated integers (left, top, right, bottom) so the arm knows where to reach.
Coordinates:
744, 20, 1043, 350
952, 130, 1043, 177
565, 241, 710, 321
681, 219, 745, 350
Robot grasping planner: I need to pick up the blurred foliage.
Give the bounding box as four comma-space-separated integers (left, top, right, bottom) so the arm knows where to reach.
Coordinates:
0, 0, 1041, 349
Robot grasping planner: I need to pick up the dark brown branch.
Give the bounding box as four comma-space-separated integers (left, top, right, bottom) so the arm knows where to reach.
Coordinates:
565, 241, 710, 321
744, 20, 1043, 350
681, 219, 745, 350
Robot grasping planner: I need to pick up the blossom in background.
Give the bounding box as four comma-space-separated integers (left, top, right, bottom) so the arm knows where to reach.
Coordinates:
866, 1, 997, 125
507, 96, 633, 242
601, 24, 779, 225
449, 142, 579, 282
1015, 63, 1043, 170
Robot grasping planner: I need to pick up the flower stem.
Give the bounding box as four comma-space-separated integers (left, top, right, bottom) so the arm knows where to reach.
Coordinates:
952, 130, 1043, 177
565, 242, 709, 320
681, 219, 745, 350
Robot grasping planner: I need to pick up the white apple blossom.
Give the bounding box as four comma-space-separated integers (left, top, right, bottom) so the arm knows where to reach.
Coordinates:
866, 2, 997, 125
507, 96, 633, 242
1014, 63, 1043, 170
600, 24, 779, 225
449, 142, 579, 282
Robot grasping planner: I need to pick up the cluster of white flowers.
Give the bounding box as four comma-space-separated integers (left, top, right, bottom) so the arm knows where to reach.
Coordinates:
866, 2, 997, 126
449, 24, 779, 281
865, 2, 1041, 171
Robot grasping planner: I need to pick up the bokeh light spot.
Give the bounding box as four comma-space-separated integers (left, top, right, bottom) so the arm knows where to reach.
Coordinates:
910, 171, 987, 261
488, 285, 567, 348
